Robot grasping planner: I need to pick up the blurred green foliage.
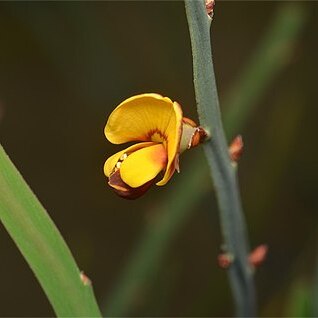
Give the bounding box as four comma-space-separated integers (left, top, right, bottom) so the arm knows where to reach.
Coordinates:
0, 1, 317, 316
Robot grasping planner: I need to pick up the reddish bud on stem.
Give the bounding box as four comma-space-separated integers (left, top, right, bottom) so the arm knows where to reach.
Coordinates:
218, 244, 267, 271
249, 244, 268, 268
217, 253, 234, 269
229, 135, 244, 162
205, 0, 215, 19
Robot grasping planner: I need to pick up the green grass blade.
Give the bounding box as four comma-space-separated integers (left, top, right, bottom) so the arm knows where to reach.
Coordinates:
0, 144, 101, 317
103, 2, 307, 316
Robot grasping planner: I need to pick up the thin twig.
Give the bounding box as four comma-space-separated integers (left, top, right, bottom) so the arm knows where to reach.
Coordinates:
184, 0, 256, 316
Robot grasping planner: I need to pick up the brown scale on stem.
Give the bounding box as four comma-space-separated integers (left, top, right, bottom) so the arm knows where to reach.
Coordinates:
182, 117, 208, 150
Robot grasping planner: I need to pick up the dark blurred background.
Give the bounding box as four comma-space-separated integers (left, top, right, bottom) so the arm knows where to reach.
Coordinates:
0, 1, 317, 316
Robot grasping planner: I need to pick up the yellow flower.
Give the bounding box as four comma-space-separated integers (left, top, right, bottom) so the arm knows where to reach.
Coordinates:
104, 93, 206, 199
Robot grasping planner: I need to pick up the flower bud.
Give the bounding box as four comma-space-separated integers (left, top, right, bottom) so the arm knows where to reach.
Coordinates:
217, 253, 234, 269
249, 244, 268, 268
229, 135, 244, 163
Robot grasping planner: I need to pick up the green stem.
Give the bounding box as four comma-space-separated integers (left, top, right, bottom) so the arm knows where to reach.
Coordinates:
103, 3, 306, 316
0, 144, 101, 317
184, 1, 256, 316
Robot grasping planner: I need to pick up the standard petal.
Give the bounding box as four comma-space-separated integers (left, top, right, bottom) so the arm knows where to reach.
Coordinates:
105, 93, 176, 144
156, 101, 183, 186
120, 143, 167, 188
104, 142, 156, 177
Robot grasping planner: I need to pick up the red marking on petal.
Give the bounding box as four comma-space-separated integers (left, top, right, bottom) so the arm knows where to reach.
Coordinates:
147, 128, 168, 142
108, 170, 154, 200
149, 143, 168, 167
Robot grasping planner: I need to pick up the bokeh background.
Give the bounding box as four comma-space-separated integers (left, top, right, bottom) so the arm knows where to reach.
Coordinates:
0, 1, 317, 316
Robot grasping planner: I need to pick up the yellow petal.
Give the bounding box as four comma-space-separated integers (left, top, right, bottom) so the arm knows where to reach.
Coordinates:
156, 101, 183, 186
105, 93, 176, 144
104, 142, 156, 177
105, 94, 184, 187
120, 143, 167, 188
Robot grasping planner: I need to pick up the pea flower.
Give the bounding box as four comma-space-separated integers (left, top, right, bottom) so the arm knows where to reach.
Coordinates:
104, 93, 206, 199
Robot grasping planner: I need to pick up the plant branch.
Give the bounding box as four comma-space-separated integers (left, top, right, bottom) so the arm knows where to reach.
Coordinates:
184, 0, 256, 316
102, 2, 306, 315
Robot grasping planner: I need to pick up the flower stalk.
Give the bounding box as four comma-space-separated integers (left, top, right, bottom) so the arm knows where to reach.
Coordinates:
184, 0, 256, 316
